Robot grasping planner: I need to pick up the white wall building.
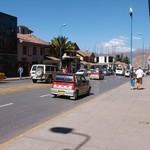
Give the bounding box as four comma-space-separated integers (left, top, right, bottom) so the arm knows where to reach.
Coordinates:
93, 54, 114, 69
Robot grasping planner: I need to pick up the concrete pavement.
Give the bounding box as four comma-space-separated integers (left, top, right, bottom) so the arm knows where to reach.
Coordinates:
4, 76, 31, 81
0, 76, 150, 150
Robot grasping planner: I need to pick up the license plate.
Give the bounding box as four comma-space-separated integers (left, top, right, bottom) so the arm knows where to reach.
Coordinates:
59, 91, 65, 95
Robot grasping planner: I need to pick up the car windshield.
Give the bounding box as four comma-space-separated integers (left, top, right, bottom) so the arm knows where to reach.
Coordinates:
92, 69, 99, 73
32, 66, 44, 71
37, 66, 44, 70
78, 70, 84, 72
56, 75, 73, 82
116, 68, 123, 70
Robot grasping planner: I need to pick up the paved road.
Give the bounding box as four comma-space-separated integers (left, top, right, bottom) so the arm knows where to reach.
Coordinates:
1, 76, 149, 150
0, 75, 129, 144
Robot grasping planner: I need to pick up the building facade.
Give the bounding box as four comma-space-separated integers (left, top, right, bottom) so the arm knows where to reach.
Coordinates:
93, 54, 114, 69
0, 12, 18, 77
17, 26, 50, 76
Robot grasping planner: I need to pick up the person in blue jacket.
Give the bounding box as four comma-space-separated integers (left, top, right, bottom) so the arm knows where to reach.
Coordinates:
130, 67, 136, 90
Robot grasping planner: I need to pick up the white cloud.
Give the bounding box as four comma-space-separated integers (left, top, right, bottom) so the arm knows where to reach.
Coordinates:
95, 36, 137, 54
105, 36, 128, 47
98, 36, 129, 53
132, 35, 141, 40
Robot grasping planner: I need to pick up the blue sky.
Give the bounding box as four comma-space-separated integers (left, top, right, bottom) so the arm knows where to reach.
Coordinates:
1, 0, 150, 54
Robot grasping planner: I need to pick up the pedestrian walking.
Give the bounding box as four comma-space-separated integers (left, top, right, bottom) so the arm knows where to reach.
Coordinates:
135, 66, 144, 90
130, 67, 136, 90
17, 66, 24, 79
62, 66, 68, 73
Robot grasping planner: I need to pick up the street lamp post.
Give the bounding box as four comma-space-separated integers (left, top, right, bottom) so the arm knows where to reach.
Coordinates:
138, 32, 144, 68
94, 42, 99, 55
129, 7, 133, 87
129, 8, 133, 68
59, 23, 67, 70
95, 42, 100, 63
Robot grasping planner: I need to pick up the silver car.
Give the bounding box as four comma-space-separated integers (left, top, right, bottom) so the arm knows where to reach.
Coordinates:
76, 69, 88, 76
89, 69, 104, 80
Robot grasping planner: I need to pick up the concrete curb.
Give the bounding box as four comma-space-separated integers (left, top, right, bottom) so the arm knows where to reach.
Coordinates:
4, 77, 31, 81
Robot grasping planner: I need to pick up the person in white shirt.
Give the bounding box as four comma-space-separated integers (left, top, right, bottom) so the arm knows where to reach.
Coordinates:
135, 66, 144, 90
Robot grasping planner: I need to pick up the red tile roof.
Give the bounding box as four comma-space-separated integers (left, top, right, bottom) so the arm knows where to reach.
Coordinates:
17, 33, 50, 46
77, 50, 94, 57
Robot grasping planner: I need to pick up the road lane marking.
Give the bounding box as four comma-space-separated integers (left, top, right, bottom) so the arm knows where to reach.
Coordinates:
40, 94, 51, 98
0, 81, 129, 148
0, 103, 14, 108
0, 96, 97, 148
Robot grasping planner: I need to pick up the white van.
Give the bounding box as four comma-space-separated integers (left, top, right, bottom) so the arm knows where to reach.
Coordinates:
30, 64, 58, 83
124, 69, 130, 77
115, 67, 125, 76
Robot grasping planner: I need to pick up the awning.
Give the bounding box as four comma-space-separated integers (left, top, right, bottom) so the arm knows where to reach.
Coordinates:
46, 56, 60, 61
80, 61, 90, 65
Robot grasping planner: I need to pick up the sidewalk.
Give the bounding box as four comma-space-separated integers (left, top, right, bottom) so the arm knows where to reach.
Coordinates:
0, 76, 150, 150
5, 76, 30, 81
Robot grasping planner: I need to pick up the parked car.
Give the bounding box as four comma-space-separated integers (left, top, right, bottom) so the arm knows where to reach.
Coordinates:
89, 69, 104, 80
102, 68, 110, 75
108, 68, 114, 75
125, 69, 130, 77
30, 64, 58, 83
87, 68, 94, 75
51, 73, 91, 100
76, 69, 88, 76
115, 67, 125, 76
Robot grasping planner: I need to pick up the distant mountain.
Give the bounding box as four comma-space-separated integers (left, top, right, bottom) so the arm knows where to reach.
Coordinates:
124, 48, 150, 68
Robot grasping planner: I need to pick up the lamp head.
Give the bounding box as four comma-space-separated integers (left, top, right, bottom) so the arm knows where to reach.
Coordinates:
138, 32, 142, 35
62, 23, 67, 26
129, 8, 133, 16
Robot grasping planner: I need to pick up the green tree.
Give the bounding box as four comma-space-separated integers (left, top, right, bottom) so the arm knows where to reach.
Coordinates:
115, 53, 129, 64
123, 56, 129, 64
120, 53, 124, 62
115, 54, 121, 62
51, 36, 75, 58
51, 36, 76, 70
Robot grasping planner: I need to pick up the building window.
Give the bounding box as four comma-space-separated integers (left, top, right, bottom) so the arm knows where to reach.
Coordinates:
105, 57, 107, 63
109, 56, 113, 63
40, 48, 43, 55
96, 57, 99, 62
23, 46, 27, 55
33, 47, 37, 55
53, 50, 56, 55
49, 49, 53, 55
22, 28, 25, 34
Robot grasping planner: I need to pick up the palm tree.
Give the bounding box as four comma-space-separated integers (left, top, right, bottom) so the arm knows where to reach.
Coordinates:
51, 36, 76, 70
51, 36, 75, 58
